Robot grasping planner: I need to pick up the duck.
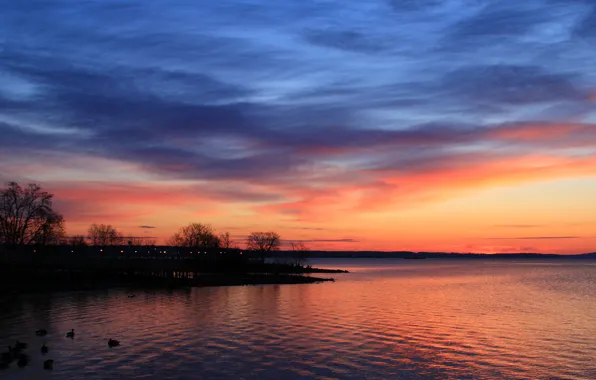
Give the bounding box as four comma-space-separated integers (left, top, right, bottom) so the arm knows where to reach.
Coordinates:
108, 338, 120, 347
0, 349, 11, 362
17, 353, 29, 368
128, 294, 136, 298
43, 359, 54, 370
36, 329, 48, 336
41, 344, 48, 354
14, 341, 27, 351
66, 329, 75, 338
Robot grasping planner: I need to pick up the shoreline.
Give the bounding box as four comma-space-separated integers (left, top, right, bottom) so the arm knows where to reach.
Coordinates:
0, 267, 346, 296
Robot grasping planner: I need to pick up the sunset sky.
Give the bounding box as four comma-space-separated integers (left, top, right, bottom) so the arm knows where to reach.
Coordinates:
1, 0, 595, 253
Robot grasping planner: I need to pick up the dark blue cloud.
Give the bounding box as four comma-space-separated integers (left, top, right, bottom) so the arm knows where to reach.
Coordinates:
440, 65, 585, 105
452, 5, 551, 38
302, 30, 389, 53
576, 7, 596, 38
387, 0, 442, 13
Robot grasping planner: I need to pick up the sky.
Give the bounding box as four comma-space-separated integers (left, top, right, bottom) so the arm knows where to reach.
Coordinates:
1, 0, 595, 253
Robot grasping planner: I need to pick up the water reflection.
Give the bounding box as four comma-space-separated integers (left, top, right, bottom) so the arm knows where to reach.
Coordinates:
1, 260, 596, 379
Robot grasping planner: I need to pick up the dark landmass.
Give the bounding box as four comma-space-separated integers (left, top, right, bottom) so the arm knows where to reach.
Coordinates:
0, 270, 337, 296
0, 245, 347, 295
193, 273, 335, 287
263, 263, 348, 274
0, 245, 351, 296
301, 267, 350, 273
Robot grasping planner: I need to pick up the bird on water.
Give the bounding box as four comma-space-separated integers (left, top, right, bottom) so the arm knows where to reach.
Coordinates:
108, 338, 120, 347
1, 348, 12, 362
43, 359, 54, 370
0, 349, 12, 369
66, 329, 75, 338
36, 329, 48, 336
41, 344, 49, 354
17, 353, 29, 368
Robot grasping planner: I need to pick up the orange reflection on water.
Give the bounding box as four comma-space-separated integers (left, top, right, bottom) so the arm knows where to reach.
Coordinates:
1, 261, 596, 379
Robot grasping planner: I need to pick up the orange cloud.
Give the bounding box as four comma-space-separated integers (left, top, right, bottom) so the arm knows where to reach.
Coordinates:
489, 123, 590, 141
254, 152, 596, 224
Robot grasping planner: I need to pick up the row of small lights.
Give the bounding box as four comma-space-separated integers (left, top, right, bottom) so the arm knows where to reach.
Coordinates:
95, 249, 243, 255
32, 249, 243, 255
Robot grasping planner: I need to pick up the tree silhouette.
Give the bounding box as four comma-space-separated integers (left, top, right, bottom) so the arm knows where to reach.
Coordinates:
290, 241, 309, 266
168, 223, 220, 248
219, 232, 233, 248
33, 213, 66, 245
127, 236, 157, 247
88, 224, 123, 246
0, 182, 64, 246
68, 235, 88, 248
246, 231, 280, 261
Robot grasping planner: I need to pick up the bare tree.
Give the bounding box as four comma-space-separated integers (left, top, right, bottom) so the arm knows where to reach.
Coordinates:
88, 224, 123, 246
68, 235, 88, 247
33, 214, 66, 246
0, 182, 64, 246
128, 236, 157, 247
246, 232, 280, 261
168, 223, 220, 248
290, 241, 309, 267
219, 232, 233, 249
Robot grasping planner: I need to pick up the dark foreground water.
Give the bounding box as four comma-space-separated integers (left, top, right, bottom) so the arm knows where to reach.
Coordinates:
1, 259, 596, 380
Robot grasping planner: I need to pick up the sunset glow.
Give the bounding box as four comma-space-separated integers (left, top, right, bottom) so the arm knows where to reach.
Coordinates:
1, 1, 595, 253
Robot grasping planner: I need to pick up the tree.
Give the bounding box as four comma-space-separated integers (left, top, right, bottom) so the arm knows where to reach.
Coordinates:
127, 236, 157, 247
168, 223, 220, 248
290, 241, 309, 267
68, 235, 88, 248
33, 213, 66, 246
88, 224, 123, 246
219, 232, 233, 249
246, 232, 281, 255
0, 182, 65, 246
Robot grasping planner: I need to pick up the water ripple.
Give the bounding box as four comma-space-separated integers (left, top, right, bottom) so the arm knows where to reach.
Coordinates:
1, 260, 596, 379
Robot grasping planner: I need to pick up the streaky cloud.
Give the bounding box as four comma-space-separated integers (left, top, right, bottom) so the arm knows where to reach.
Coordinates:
487, 236, 581, 240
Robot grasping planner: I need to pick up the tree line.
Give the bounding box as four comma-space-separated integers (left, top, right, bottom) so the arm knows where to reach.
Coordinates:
0, 182, 308, 257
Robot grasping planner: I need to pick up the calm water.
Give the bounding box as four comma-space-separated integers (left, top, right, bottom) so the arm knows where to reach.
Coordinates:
1, 259, 596, 380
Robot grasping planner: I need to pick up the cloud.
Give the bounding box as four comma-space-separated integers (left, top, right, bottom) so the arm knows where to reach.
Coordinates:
302, 29, 388, 53
387, 0, 441, 11
439, 65, 585, 106
575, 6, 596, 38
492, 225, 544, 229
286, 239, 359, 243
451, 6, 549, 39
139, 225, 156, 229
486, 236, 581, 240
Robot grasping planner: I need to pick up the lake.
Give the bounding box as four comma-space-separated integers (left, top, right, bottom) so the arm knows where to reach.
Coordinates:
1, 259, 596, 379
